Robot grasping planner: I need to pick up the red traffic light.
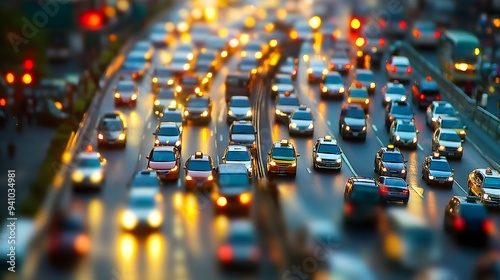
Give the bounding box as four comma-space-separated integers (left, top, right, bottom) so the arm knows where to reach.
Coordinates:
5, 72, 15, 84
79, 10, 104, 30
22, 73, 33, 85
24, 59, 34, 70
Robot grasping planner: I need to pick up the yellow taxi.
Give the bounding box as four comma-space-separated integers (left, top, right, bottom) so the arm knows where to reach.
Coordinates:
266, 139, 300, 177
346, 81, 370, 113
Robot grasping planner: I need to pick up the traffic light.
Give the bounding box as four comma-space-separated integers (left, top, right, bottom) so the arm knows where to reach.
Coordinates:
79, 10, 104, 30
5, 72, 15, 84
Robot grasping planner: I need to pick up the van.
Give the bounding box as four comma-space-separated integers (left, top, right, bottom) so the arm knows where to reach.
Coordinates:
225, 73, 251, 102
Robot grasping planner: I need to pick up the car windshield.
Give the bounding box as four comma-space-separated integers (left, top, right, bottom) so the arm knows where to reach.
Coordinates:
441, 119, 463, 129
117, 83, 135, 91
349, 89, 368, 98
125, 56, 145, 63
177, 44, 193, 52
310, 61, 325, 68
150, 151, 176, 162
386, 86, 406, 94
324, 75, 342, 83
277, 97, 299, 106
272, 147, 295, 157
332, 53, 348, 59
416, 22, 436, 31
226, 77, 248, 87
382, 153, 404, 163
158, 89, 175, 99
384, 178, 406, 187
157, 69, 173, 76
161, 112, 182, 122
439, 132, 461, 142
133, 44, 148, 51
188, 160, 212, 171
226, 151, 251, 161
345, 108, 365, 119
392, 106, 412, 115
356, 72, 374, 81
318, 144, 340, 154
240, 59, 257, 68
129, 196, 155, 208
275, 76, 292, 84
78, 158, 101, 168
484, 177, 500, 189
231, 125, 254, 134
292, 111, 313, 120
181, 77, 198, 85
100, 120, 123, 131
198, 53, 215, 61
460, 204, 488, 220
397, 124, 416, 132
230, 99, 250, 107
454, 43, 480, 62
429, 160, 451, 172
435, 106, 456, 115
158, 126, 179, 136
219, 174, 250, 186
228, 231, 256, 244
186, 98, 208, 107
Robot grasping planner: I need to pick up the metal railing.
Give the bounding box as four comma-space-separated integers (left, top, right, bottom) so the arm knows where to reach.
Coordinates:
472, 106, 500, 140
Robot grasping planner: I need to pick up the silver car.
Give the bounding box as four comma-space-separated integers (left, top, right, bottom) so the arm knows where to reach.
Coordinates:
222, 145, 254, 178
389, 120, 419, 149
120, 189, 164, 231
227, 96, 252, 124
229, 121, 256, 151
153, 122, 182, 150
432, 128, 463, 159
288, 105, 314, 136
71, 148, 107, 188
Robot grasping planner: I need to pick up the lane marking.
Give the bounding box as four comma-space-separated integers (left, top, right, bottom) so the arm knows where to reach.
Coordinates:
142, 134, 145, 140
147, 122, 151, 130
214, 140, 217, 148
417, 144, 424, 151
327, 120, 331, 126
177, 180, 181, 187
146, 108, 152, 120
138, 154, 141, 160
217, 155, 220, 165
376, 136, 384, 147
218, 100, 225, 123
341, 153, 357, 176
306, 168, 312, 174
371, 124, 378, 132
210, 130, 214, 137
214, 125, 217, 134
409, 185, 424, 198
219, 135, 223, 141
454, 181, 468, 194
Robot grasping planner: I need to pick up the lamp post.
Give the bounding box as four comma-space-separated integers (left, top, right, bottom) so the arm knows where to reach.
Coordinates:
308, 16, 322, 53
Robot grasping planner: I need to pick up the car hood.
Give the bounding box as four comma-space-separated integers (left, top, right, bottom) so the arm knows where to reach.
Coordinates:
438, 140, 461, 148
127, 207, 155, 221
219, 186, 249, 195
395, 131, 416, 139
331, 58, 349, 65
156, 135, 180, 145
185, 107, 207, 113
148, 161, 176, 170
229, 107, 251, 115
392, 113, 413, 121
230, 134, 255, 142
429, 170, 452, 177
324, 83, 343, 89
317, 153, 341, 161
383, 162, 405, 170
276, 105, 299, 113
187, 170, 212, 179
224, 160, 252, 169
117, 90, 135, 97
344, 117, 366, 126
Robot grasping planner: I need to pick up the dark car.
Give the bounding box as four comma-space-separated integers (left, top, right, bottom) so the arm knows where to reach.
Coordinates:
320, 72, 345, 99
444, 196, 493, 243
338, 104, 367, 141
412, 76, 441, 109
195, 49, 219, 73
184, 151, 216, 190
343, 176, 382, 224
114, 80, 138, 107
218, 220, 261, 270
354, 69, 376, 95
271, 74, 295, 99
274, 92, 300, 123
385, 100, 414, 131
214, 164, 252, 214
48, 212, 90, 264
176, 74, 202, 101
225, 73, 251, 102
153, 88, 177, 116
360, 32, 386, 68
183, 93, 212, 124
152, 122, 182, 150
374, 144, 408, 180
329, 50, 352, 75
377, 176, 409, 205
96, 112, 127, 148
151, 66, 176, 93
421, 152, 454, 188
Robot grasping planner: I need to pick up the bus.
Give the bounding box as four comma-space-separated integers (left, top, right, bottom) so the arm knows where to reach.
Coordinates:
439, 30, 481, 84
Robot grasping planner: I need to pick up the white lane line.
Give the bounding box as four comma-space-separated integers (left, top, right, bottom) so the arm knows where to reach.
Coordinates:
138, 154, 141, 160
219, 135, 223, 141
214, 140, 217, 148
218, 100, 225, 123
371, 124, 378, 132
147, 122, 151, 130
376, 136, 384, 147
217, 156, 220, 165
211, 130, 214, 137
146, 108, 152, 119
417, 144, 424, 151
306, 168, 312, 174
177, 180, 181, 187
142, 134, 145, 140
409, 185, 424, 198
454, 181, 468, 194
327, 120, 331, 126
341, 153, 357, 176
214, 125, 217, 134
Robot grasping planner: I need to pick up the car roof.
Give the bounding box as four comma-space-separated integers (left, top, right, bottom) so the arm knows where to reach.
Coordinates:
273, 139, 294, 148
118, 80, 135, 86
438, 128, 459, 135
355, 69, 374, 75
77, 152, 101, 160
228, 220, 256, 235
438, 115, 461, 121
350, 176, 376, 184
475, 168, 500, 178
275, 73, 292, 79
386, 82, 405, 88
391, 56, 410, 64
158, 122, 178, 128
395, 119, 415, 125
130, 188, 159, 198
218, 163, 249, 173
226, 145, 250, 152
189, 152, 211, 161
232, 120, 253, 126
151, 146, 177, 152
318, 136, 338, 145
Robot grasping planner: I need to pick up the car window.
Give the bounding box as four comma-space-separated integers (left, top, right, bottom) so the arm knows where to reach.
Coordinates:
231, 125, 254, 134
317, 144, 339, 154
158, 126, 179, 136
100, 120, 123, 131
345, 109, 365, 119
151, 151, 176, 162
397, 123, 416, 132
129, 196, 155, 208
382, 153, 404, 163
439, 132, 460, 142
186, 98, 209, 107
78, 158, 101, 168
435, 106, 456, 115
349, 89, 368, 98
226, 151, 251, 161
158, 89, 175, 99
484, 177, 500, 189
161, 112, 183, 122
187, 160, 212, 171
324, 75, 342, 83
230, 99, 250, 107
272, 147, 295, 157
277, 97, 300, 106
292, 111, 313, 120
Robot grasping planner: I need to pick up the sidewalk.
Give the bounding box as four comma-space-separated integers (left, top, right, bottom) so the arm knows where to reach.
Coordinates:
0, 114, 55, 221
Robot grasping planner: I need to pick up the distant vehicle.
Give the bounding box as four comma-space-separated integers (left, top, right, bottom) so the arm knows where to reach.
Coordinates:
131, 40, 154, 61
411, 76, 441, 109
130, 170, 160, 192
114, 80, 138, 107
354, 69, 376, 94
214, 164, 252, 213
275, 92, 300, 123
421, 152, 455, 188
48, 212, 90, 263
329, 50, 352, 75
217, 220, 260, 269
120, 51, 148, 80
381, 81, 407, 106
389, 119, 419, 149
307, 58, 328, 83
183, 93, 212, 124
96, 112, 127, 148
226, 96, 252, 124
267, 139, 300, 177
71, 146, 107, 190
288, 105, 314, 136
153, 88, 177, 115
377, 176, 409, 205
409, 20, 440, 48
467, 167, 500, 207
146, 146, 181, 181
432, 128, 463, 159
386, 56, 412, 83
176, 74, 202, 101
222, 146, 254, 178
159, 105, 185, 128
436, 116, 467, 141
148, 22, 172, 46
426, 101, 457, 129
184, 151, 216, 190
151, 66, 176, 93
152, 122, 182, 150
385, 100, 414, 131
312, 135, 342, 170
320, 72, 344, 99
338, 104, 367, 141
228, 121, 257, 151
271, 74, 295, 99
225, 73, 251, 102
374, 144, 408, 180
346, 82, 370, 112
121, 189, 164, 231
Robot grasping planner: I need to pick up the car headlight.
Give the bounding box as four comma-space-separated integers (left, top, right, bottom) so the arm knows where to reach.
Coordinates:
362, 126, 367, 131
322, 69, 328, 75
401, 96, 407, 101
339, 86, 345, 93
431, 117, 437, 122
291, 162, 296, 167
412, 137, 417, 143
239, 193, 251, 204
208, 175, 213, 181
401, 169, 406, 173
396, 135, 401, 141
459, 130, 466, 135
228, 110, 234, 116
457, 146, 463, 152
246, 111, 253, 116
307, 68, 313, 74
131, 94, 138, 100
385, 96, 391, 102
447, 176, 454, 181
438, 145, 445, 151
184, 111, 189, 116
381, 167, 388, 172
147, 210, 162, 227
118, 133, 126, 140
322, 86, 328, 93
185, 175, 193, 180
269, 161, 276, 166
154, 100, 160, 106
152, 77, 158, 84
336, 158, 342, 163
484, 193, 490, 200
428, 175, 435, 180
370, 82, 376, 88
316, 157, 322, 162
290, 123, 297, 129
275, 109, 286, 116
114, 93, 120, 98
201, 110, 209, 117
154, 139, 160, 145
72, 171, 84, 183
272, 85, 278, 92
167, 79, 174, 85
308, 123, 314, 129
98, 133, 104, 140
121, 210, 138, 230
345, 125, 351, 131
175, 140, 181, 147
90, 172, 102, 183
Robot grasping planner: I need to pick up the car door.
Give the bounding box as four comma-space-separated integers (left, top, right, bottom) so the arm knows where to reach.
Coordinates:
312, 141, 319, 159
422, 157, 429, 178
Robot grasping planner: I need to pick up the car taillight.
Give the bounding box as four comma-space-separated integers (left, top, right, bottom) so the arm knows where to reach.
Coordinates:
344, 203, 353, 214
453, 217, 466, 231
483, 219, 494, 234
406, 66, 412, 74
218, 245, 233, 262
379, 19, 386, 28
402, 189, 409, 194
436, 95, 441, 101
347, 97, 351, 103
74, 234, 91, 255
434, 31, 440, 38
250, 247, 261, 261
380, 186, 389, 193
420, 94, 425, 100
412, 29, 420, 37
379, 38, 385, 46
399, 20, 407, 29
391, 66, 397, 73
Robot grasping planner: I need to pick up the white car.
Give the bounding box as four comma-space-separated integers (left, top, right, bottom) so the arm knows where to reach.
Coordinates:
432, 128, 463, 159
410, 20, 440, 48
382, 81, 407, 106
121, 189, 164, 231
227, 96, 252, 124
386, 56, 412, 82
71, 146, 107, 189
426, 101, 457, 129
222, 145, 254, 178
320, 72, 345, 99
312, 135, 342, 170
288, 105, 314, 136
389, 120, 419, 149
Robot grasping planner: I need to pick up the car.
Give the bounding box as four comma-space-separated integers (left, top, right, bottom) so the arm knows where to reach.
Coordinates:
358, 31, 386, 68
271, 74, 294, 99
214, 164, 252, 213
436, 116, 467, 141
238, 57, 259, 75
444, 196, 493, 243
377, 176, 409, 205
374, 144, 408, 180
159, 105, 185, 128
240, 40, 267, 60
153, 122, 182, 150
131, 40, 154, 61
354, 69, 376, 95
119, 51, 148, 80
346, 82, 370, 112
267, 139, 300, 177
381, 81, 407, 106
343, 176, 382, 224
148, 22, 172, 47
176, 42, 197, 60
146, 146, 181, 181
217, 220, 260, 269
288, 105, 314, 136
71, 145, 107, 189
48, 211, 90, 263
153, 87, 177, 116
275, 92, 300, 123
130, 170, 161, 191
195, 49, 219, 73
385, 100, 414, 131
432, 128, 463, 159
389, 119, 419, 149
329, 50, 352, 75
312, 135, 342, 170
114, 80, 138, 107
319, 72, 345, 99
378, 208, 440, 270
386, 56, 412, 82
151, 66, 176, 93
411, 76, 441, 109
120, 188, 164, 231
222, 145, 254, 178
176, 74, 202, 101
96, 112, 127, 148
307, 58, 328, 83
190, 24, 213, 47
380, 9, 408, 38
225, 73, 251, 102
170, 53, 192, 75
227, 96, 252, 124
229, 121, 257, 151
338, 104, 367, 141
183, 93, 212, 124
426, 101, 457, 129
468, 167, 500, 207
409, 20, 440, 48
421, 152, 455, 188
184, 151, 216, 190
278, 57, 296, 76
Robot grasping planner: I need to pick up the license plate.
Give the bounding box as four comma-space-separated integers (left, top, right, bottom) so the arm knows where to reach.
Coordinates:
197, 182, 203, 187
438, 180, 445, 183
353, 132, 359, 136
448, 152, 454, 156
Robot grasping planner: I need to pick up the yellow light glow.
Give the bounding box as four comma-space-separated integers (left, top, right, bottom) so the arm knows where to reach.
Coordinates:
105, 6, 116, 18
165, 22, 175, 32
204, 7, 217, 22
176, 22, 189, 33
494, 18, 500, 28
173, 191, 183, 210
474, 48, 480, 55
308, 16, 321, 30
265, 23, 275, 32
240, 33, 250, 44
245, 17, 256, 28
269, 39, 278, 48
54, 101, 63, 110
276, 8, 287, 20
119, 233, 137, 261
116, 0, 130, 12
191, 8, 203, 20
218, 28, 228, 38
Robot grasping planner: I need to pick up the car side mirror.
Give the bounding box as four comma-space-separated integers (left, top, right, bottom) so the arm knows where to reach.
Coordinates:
183, 166, 187, 170
254, 131, 258, 135
297, 154, 301, 157
268, 151, 271, 155
146, 156, 150, 159
340, 151, 343, 154
312, 148, 316, 152
452, 169, 455, 172
416, 130, 419, 134
404, 160, 408, 163
221, 157, 225, 161
152, 132, 156, 135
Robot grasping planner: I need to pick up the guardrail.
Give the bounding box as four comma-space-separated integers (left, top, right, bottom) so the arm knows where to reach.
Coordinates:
400, 42, 500, 140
